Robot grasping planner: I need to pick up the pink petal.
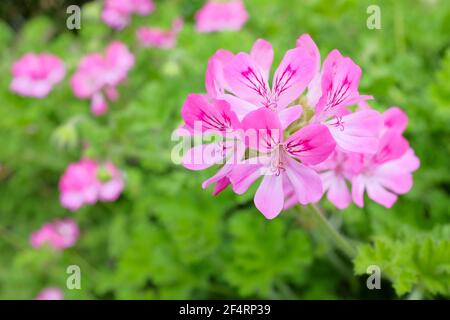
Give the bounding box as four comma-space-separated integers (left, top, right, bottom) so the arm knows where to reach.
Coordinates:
241, 108, 283, 152
366, 180, 398, 208
278, 105, 302, 129
383, 106, 408, 134
327, 109, 383, 154
181, 94, 240, 133
326, 174, 351, 209
250, 39, 274, 79
315, 49, 366, 117
205, 49, 234, 98
182, 142, 225, 171
91, 93, 108, 116
375, 129, 410, 164
229, 158, 267, 194
284, 124, 336, 165
351, 175, 365, 208
284, 156, 323, 205
221, 93, 259, 120
224, 52, 270, 107
296, 33, 321, 74
254, 174, 284, 219
272, 47, 316, 109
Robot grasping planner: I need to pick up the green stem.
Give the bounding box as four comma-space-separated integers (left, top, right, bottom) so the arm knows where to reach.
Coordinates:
308, 204, 357, 259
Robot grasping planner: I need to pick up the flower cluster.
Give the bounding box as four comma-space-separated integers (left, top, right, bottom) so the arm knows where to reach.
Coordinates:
30, 219, 79, 250
195, 0, 248, 33
102, 0, 155, 30
179, 35, 419, 219
59, 158, 124, 211
70, 41, 135, 116
10, 53, 65, 98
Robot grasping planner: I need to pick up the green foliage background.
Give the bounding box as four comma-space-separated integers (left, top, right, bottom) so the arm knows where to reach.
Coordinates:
0, 0, 449, 299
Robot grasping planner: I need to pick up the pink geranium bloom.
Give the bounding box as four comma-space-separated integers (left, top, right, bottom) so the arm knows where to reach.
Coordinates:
178, 34, 419, 217
351, 108, 419, 208
137, 18, 183, 49
102, 0, 155, 29
206, 39, 316, 130
59, 159, 124, 211
70, 42, 134, 116
229, 108, 335, 219
180, 94, 244, 195
30, 219, 79, 250
195, 0, 248, 33
11, 53, 65, 98
296, 34, 383, 154
35, 287, 63, 300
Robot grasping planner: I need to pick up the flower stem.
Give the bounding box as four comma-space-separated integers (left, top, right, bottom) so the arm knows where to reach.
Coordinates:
309, 204, 357, 259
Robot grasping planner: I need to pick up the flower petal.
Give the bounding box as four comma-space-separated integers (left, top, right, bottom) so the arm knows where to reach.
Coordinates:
241, 108, 283, 152
205, 49, 234, 98
284, 156, 323, 204
327, 109, 383, 154
224, 52, 270, 107
254, 174, 284, 219
366, 180, 398, 208
272, 47, 316, 109
316, 50, 368, 117
284, 124, 336, 165
383, 106, 408, 134
278, 105, 302, 129
181, 94, 240, 133
326, 174, 351, 209
182, 143, 225, 170
250, 39, 274, 80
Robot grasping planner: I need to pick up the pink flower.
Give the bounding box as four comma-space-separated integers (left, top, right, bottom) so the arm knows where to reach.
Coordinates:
35, 287, 63, 300
70, 42, 134, 116
229, 108, 335, 219
59, 159, 124, 211
30, 219, 79, 250
351, 108, 419, 208
102, 0, 155, 29
137, 18, 183, 49
10, 53, 65, 98
295, 35, 383, 154
195, 0, 248, 33
207, 39, 316, 129
180, 94, 244, 195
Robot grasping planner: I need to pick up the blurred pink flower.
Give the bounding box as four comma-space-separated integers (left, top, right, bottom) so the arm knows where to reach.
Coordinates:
137, 18, 183, 49
102, 0, 155, 29
30, 219, 79, 250
70, 41, 134, 116
35, 287, 64, 300
195, 0, 248, 33
59, 159, 124, 211
10, 53, 65, 98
